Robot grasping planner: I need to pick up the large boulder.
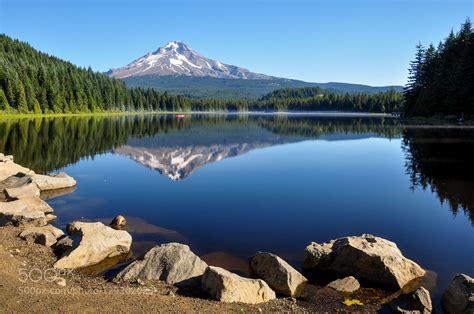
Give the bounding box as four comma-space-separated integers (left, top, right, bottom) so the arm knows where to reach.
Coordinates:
249, 252, 307, 296
5, 183, 40, 200
19, 225, 64, 247
0, 199, 47, 226
442, 274, 474, 314
202, 266, 276, 304
303, 234, 425, 289
114, 243, 207, 286
54, 221, 132, 269
389, 287, 432, 313
327, 276, 360, 293
31, 173, 76, 191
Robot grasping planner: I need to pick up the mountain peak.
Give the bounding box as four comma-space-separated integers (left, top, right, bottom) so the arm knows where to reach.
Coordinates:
107, 41, 272, 80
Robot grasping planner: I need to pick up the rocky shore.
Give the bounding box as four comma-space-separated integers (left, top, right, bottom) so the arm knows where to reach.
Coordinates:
0, 154, 472, 313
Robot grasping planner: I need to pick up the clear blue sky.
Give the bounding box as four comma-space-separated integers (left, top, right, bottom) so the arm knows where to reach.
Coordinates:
1, 0, 472, 86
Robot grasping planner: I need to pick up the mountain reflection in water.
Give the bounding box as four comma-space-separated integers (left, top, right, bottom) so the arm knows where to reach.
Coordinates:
0, 115, 472, 224
1, 114, 473, 303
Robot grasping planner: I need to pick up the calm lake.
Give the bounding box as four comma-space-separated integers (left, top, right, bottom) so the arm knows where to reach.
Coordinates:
0, 114, 473, 301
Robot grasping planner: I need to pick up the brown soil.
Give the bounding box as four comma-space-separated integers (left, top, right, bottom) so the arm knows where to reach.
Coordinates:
0, 226, 380, 313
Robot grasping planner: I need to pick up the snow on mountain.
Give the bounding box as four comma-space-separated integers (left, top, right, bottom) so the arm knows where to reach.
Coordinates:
106, 41, 273, 80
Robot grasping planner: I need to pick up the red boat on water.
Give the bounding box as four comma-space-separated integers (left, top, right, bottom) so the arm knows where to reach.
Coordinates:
175, 114, 185, 118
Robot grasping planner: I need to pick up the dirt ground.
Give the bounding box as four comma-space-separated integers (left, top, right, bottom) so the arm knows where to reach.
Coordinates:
0, 226, 380, 313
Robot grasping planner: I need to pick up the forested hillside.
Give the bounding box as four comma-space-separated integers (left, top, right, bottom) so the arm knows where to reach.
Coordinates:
123, 75, 402, 99
0, 35, 189, 113
0, 34, 403, 114
254, 87, 403, 112
403, 19, 473, 117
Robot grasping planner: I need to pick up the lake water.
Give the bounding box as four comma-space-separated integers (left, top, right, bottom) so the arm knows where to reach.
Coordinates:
0, 114, 473, 302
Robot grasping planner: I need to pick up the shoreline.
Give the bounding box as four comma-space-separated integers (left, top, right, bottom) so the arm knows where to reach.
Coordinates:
0, 111, 391, 119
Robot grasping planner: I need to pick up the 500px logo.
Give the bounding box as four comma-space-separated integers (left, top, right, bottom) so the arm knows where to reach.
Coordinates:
18, 267, 72, 283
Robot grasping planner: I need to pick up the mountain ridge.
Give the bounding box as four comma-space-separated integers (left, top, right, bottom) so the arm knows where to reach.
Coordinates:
107, 41, 272, 80
108, 40, 403, 98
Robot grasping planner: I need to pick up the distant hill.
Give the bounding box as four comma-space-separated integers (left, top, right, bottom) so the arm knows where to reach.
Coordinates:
107, 40, 402, 99
122, 75, 402, 99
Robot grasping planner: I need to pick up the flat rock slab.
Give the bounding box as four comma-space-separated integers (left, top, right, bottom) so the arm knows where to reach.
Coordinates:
303, 234, 425, 289
31, 173, 76, 191
0, 160, 34, 182
115, 242, 207, 286
202, 266, 276, 304
5, 183, 40, 200
327, 276, 360, 293
7, 197, 54, 214
389, 287, 433, 313
250, 252, 307, 297
442, 273, 474, 314
19, 225, 64, 247
0, 199, 47, 227
54, 221, 132, 269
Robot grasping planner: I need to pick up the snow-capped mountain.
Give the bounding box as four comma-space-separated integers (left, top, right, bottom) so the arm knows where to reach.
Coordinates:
107, 41, 272, 80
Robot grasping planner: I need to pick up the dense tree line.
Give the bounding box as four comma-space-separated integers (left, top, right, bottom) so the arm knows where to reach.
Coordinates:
403, 18, 473, 117
254, 88, 403, 112
0, 35, 189, 113
0, 34, 403, 114
191, 87, 403, 112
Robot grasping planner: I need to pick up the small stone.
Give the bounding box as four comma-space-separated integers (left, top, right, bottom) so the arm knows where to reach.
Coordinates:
137, 278, 146, 286
19, 225, 64, 247
110, 215, 127, 230
45, 214, 57, 222
327, 276, 360, 293
389, 287, 432, 313
54, 277, 66, 287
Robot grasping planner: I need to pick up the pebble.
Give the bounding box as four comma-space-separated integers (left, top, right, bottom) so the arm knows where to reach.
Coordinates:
54, 277, 66, 287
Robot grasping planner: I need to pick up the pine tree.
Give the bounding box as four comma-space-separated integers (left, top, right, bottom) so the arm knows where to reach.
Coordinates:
33, 98, 42, 114
0, 88, 10, 112
16, 80, 29, 113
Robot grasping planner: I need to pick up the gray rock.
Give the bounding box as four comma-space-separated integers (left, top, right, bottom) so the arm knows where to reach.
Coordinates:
114, 243, 207, 286
327, 276, 360, 293
1, 172, 33, 190
389, 287, 433, 313
31, 173, 76, 191
19, 225, 64, 246
202, 266, 276, 304
54, 221, 132, 269
303, 234, 425, 289
249, 252, 307, 297
442, 273, 474, 314
0, 199, 47, 227
0, 160, 34, 181
52, 236, 74, 255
